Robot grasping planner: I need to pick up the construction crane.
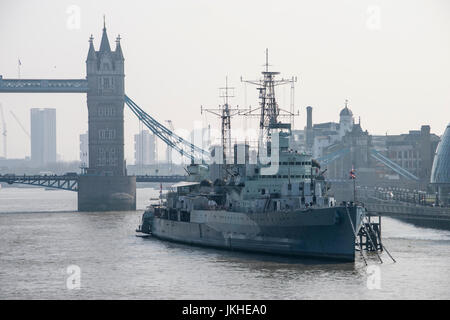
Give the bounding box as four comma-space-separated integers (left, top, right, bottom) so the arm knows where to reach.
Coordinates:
10, 110, 31, 138
0, 103, 6, 158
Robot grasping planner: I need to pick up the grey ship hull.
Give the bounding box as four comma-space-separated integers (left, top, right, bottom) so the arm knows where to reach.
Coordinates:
144, 206, 363, 262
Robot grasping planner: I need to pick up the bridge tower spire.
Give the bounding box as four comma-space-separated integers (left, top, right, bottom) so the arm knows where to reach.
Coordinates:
99, 17, 111, 53
87, 35, 96, 61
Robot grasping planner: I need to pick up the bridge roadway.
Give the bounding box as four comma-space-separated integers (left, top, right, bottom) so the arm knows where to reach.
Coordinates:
0, 76, 88, 93
0, 174, 186, 191
0, 176, 374, 192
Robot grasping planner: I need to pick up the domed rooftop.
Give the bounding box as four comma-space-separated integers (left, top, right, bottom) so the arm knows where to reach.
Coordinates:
339, 100, 353, 117
431, 123, 450, 184
340, 107, 353, 117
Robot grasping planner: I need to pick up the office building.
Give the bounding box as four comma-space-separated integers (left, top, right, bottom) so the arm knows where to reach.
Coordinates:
134, 130, 157, 165
80, 131, 89, 169
30, 108, 56, 166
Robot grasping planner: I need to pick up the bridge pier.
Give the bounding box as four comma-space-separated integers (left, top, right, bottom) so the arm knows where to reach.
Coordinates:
78, 175, 136, 211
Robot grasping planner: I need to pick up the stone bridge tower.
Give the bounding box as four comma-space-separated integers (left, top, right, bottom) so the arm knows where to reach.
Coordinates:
86, 22, 125, 176
78, 22, 136, 211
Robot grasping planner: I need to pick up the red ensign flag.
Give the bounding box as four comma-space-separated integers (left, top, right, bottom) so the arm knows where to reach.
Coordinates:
349, 166, 356, 180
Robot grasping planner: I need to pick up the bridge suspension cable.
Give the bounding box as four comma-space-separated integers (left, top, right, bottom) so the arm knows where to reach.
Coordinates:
369, 149, 419, 181
316, 147, 420, 181
124, 95, 210, 163
316, 148, 350, 166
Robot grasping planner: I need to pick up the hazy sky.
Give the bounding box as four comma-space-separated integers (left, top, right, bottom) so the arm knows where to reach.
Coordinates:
0, 0, 449, 162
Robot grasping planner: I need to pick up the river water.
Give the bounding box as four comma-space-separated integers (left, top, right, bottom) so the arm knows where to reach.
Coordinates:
0, 187, 449, 299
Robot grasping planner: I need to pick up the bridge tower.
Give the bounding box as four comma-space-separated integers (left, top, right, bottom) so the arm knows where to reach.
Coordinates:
78, 21, 136, 211
86, 21, 125, 176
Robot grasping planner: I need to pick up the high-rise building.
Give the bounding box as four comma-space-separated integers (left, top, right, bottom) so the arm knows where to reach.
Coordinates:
30, 108, 56, 165
134, 130, 157, 165
165, 145, 173, 171
190, 126, 210, 162
80, 131, 89, 169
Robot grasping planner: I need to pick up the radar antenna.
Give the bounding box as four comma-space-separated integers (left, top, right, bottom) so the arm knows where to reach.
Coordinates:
201, 76, 241, 169
240, 49, 298, 157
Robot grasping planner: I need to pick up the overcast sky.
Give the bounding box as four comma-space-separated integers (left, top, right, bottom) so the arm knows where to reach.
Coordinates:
0, 0, 449, 162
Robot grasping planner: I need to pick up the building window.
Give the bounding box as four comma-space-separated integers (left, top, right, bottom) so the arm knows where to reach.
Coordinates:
98, 128, 116, 140
98, 106, 116, 117
97, 147, 118, 167
108, 148, 118, 166
98, 148, 106, 166
99, 77, 114, 90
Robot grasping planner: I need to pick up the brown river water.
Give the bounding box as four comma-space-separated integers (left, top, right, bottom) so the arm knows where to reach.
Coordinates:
1, 187, 449, 299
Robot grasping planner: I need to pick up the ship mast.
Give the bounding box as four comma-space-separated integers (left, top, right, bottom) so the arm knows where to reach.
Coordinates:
221, 76, 233, 163
201, 77, 240, 169
240, 49, 297, 158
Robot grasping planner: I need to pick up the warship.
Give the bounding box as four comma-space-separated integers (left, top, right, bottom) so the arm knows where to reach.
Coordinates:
137, 52, 366, 261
